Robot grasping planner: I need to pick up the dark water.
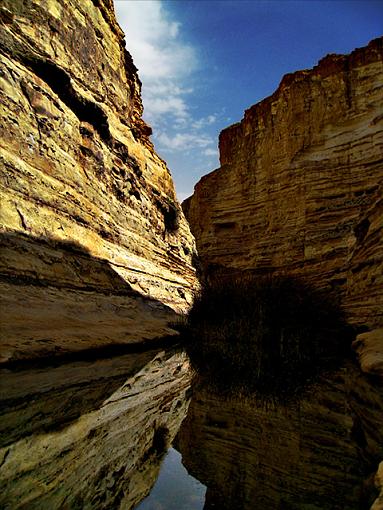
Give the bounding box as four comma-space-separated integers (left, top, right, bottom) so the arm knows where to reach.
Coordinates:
0, 349, 380, 509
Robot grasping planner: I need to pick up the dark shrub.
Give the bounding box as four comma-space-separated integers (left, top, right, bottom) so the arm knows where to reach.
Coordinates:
180, 274, 354, 400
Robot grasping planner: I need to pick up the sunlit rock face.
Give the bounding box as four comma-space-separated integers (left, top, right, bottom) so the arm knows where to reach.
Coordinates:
177, 365, 383, 510
183, 37, 383, 332
0, 349, 192, 509
0, 0, 197, 362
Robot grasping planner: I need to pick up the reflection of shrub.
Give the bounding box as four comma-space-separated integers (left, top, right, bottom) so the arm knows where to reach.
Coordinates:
180, 274, 354, 400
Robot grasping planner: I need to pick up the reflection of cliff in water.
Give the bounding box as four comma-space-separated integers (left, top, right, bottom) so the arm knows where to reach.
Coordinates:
177, 363, 383, 510
0, 348, 192, 509
1, 347, 381, 509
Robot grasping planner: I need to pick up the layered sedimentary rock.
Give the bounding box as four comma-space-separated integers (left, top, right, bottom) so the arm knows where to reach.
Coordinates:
177, 365, 383, 510
0, 0, 197, 361
184, 39, 383, 507
184, 37, 383, 332
0, 349, 191, 508
346, 193, 383, 331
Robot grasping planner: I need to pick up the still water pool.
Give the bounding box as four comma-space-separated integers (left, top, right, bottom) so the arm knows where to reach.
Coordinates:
136, 448, 205, 510
0, 347, 377, 509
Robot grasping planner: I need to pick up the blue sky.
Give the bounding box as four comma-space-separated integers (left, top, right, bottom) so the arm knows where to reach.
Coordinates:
114, 0, 382, 201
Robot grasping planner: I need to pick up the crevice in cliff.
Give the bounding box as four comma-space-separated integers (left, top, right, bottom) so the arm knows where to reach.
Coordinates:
16, 208, 28, 231
113, 141, 142, 175
156, 198, 180, 233
22, 56, 111, 143
343, 58, 353, 109
354, 218, 370, 244
0, 448, 10, 470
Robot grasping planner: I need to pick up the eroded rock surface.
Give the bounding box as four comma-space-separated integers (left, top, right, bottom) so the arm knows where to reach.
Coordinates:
184, 37, 383, 332
0, 0, 197, 362
0, 349, 191, 509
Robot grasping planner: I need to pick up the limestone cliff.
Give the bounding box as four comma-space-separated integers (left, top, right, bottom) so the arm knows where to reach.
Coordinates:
184, 37, 383, 332
0, 0, 197, 361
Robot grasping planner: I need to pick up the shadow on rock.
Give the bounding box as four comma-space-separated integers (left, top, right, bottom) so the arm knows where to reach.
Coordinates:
0, 231, 180, 363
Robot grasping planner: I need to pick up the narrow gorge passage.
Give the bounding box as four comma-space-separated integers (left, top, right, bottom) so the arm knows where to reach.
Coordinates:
0, 1, 382, 509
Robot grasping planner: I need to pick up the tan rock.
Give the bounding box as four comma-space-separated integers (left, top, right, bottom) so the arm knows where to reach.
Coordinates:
346, 195, 383, 330
352, 329, 383, 377
184, 37, 383, 331
0, 0, 198, 361
372, 462, 383, 510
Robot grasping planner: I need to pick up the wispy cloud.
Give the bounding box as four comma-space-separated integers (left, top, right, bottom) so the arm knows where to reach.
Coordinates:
114, 0, 196, 126
191, 115, 217, 130
157, 132, 214, 152
203, 147, 219, 157
114, 1, 220, 199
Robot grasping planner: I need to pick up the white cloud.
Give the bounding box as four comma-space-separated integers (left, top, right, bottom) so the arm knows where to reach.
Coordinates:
114, 0, 196, 125
158, 132, 214, 151
114, 1, 220, 201
146, 95, 188, 120
191, 114, 217, 130
203, 147, 219, 157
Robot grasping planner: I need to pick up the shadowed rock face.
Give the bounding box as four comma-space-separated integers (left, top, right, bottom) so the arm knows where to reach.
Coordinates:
177, 364, 383, 510
0, 232, 185, 362
183, 37, 383, 332
0, 0, 198, 362
183, 40, 383, 504
0, 349, 192, 509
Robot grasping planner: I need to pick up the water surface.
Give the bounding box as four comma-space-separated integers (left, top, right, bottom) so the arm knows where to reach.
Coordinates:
0, 348, 191, 509
0, 350, 380, 509
136, 448, 206, 510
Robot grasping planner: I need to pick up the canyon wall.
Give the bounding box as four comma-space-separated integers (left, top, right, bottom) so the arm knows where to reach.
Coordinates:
0, 0, 197, 362
184, 37, 383, 333
184, 40, 383, 507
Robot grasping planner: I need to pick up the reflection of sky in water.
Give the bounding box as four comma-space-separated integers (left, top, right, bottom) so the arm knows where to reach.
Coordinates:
136, 447, 206, 510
